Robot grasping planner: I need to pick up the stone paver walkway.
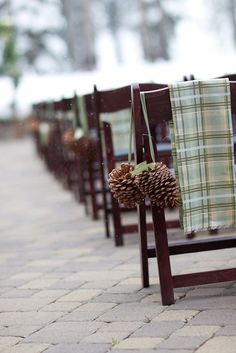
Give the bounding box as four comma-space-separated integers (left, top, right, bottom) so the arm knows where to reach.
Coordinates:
0, 138, 236, 353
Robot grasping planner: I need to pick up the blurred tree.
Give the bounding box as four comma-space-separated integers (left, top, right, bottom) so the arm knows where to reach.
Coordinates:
103, 0, 122, 63
0, 0, 69, 74
138, 0, 179, 61
0, 22, 20, 85
209, 0, 236, 47
60, 0, 96, 70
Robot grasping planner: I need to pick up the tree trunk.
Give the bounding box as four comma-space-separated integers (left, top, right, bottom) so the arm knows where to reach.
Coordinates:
61, 0, 96, 70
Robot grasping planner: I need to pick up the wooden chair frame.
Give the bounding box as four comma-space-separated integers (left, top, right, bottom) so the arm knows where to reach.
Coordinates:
131, 81, 236, 305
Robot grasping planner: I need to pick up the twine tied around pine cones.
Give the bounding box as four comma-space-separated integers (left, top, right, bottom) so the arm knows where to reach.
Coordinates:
108, 93, 180, 209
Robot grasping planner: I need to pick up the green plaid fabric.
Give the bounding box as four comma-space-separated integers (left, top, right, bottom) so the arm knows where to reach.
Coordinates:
101, 108, 131, 154
169, 79, 236, 234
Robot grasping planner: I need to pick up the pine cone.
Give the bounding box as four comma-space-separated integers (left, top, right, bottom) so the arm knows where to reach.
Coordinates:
75, 136, 98, 161
63, 128, 77, 152
108, 163, 145, 208
137, 162, 180, 208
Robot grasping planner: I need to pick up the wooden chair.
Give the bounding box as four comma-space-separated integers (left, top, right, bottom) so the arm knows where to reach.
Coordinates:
75, 92, 104, 221
131, 80, 236, 305
94, 83, 176, 247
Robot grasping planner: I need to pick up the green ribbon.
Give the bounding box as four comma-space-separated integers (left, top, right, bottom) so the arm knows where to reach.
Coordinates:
78, 95, 88, 135
140, 92, 156, 163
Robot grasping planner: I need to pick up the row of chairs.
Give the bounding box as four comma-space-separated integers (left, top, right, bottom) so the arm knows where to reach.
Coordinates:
31, 73, 236, 305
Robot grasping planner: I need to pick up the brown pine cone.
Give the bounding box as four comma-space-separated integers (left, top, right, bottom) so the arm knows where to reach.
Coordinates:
62, 128, 77, 152
137, 162, 180, 208
108, 163, 145, 208
75, 136, 98, 161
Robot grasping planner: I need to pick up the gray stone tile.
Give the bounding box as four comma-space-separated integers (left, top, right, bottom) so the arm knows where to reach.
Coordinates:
91, 292, 146, 303
158, 336, 208, 350
174, 296, 236, 310
0, 325, 42, 338
98, 303, 163, 322
43, 343, 110, 353
189, 310, 236, 325
215, 325, 236, 336
132, 321, 184, 338
26, 322, 103, 344
114, 350, 194, 353
0, 312, 64, 326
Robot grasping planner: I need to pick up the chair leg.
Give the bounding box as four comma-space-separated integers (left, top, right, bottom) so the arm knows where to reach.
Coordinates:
88, 162, 99, 220
111, 196, 124, 246
138, 203, 149, 288
152, 206, 175, 305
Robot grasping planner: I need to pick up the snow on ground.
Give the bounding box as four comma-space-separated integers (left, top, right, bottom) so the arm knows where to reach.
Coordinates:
13, 54, 236, 118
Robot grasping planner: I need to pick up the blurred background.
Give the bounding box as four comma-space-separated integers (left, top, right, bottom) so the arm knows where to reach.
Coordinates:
0, 0, 236, 127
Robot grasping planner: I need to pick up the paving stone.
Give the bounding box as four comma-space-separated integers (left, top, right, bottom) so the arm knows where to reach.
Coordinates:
112, 350, 193, 353
105, 285, 141, 294
186, 287, 225, 297
91, 292, 146, 303
74, 303, 116, 312
80, 330, 129, 343
158, 336, 208, 350
31, 290, 69, 300
195, 336, 236, 353
58, 289, 103, 302
172, 325, 220, 336
114, 337, 163, 350
0, 326, 42, 338
67, 271, 135, 282
98, 303, 163, 322
98, 321, 143, 332
81, 281, 118, 290
0, 312, 64, 326
132, 321, 184, 338
174, 296, 236, 310
189, 310, 236, 325
40, 302, 82, 312
152, 310, 199, 322
0, 289, 38, 298
0, 343, 50, 353
0, 299, 54, 312
215, 325, 236, 336
59, 311, 102, 321
0, 337, 23, 346
26, 322, 103, 344
48, 280, 85, 290
19, 279, 58, 290
43, 343, 110, 353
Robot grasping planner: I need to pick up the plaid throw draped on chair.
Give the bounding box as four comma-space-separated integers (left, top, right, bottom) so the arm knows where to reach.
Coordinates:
101, 108, 131, 154
169, 79, 236, 234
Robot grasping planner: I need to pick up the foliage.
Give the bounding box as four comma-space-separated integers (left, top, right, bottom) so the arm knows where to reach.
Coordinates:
0, 21, 20, 86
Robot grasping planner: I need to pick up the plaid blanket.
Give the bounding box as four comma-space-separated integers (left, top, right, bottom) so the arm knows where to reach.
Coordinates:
101, 108, 131, 154
169, 79, 236, 234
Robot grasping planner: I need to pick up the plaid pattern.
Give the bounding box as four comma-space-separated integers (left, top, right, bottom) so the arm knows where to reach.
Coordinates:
101, 108, 131, 154
169, 79, 236, 234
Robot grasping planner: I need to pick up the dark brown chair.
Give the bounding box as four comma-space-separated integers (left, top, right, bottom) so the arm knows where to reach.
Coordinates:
94, 83, 178, 253
131, 80, 236, 305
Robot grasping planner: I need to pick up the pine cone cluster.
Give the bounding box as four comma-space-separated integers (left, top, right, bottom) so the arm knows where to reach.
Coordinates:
28, 118, 40, 134
137, 162, 180, 208
108, 163, 145, 208
62, 128, 77, 152
75, 136, 98, 161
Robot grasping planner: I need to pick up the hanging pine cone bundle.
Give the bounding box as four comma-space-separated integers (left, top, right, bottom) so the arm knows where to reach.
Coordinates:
136, 162, 180, 208
62, 128, 77, 152
108, 163, 145, 208
28, 118, 40, 134
75, 136, 98, 161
